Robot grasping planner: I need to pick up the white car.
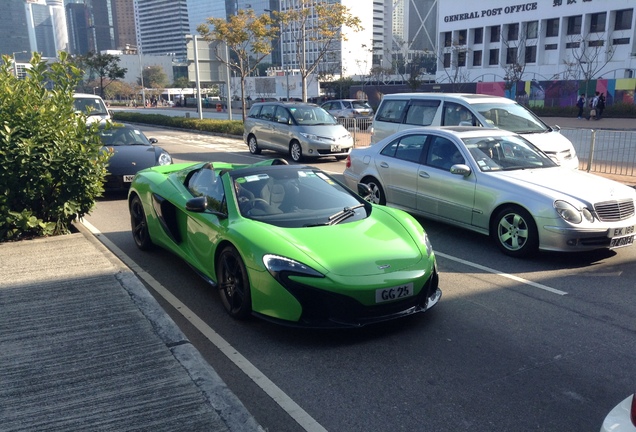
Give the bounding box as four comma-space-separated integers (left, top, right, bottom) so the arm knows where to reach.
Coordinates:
600, 393, 636, 432
344, 126, 636, 257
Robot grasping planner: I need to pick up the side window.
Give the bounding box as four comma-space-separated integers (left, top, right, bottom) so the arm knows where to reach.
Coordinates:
395, 134, 427, 163
404, 100, 441, 126
426, 137, 465, 170
259, 104, 276, 121
187, 167, 226, 212
375, 99, 408, 123
274, 106, 290, 123
442, 102, 477, 126
380, 140, 399, 157
322, 102, 332, 110
247, 105, 261, 118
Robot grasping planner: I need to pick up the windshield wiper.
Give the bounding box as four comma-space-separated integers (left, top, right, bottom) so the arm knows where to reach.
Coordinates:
328, 204, 365, 225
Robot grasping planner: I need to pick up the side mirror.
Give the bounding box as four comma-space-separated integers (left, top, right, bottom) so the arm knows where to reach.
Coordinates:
149, 138, 158, 144
278, 117, 289, 124
450, 164, 472, 177
186, 196, 207, 212
357, 183, 373, 199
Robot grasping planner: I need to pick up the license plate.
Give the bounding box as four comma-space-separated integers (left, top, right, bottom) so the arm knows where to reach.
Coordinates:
123, 175, 135, 183
375, 283, 414, 303
610, 235, 634, 248
608, 225, 635, 238
331, 145, 341, 152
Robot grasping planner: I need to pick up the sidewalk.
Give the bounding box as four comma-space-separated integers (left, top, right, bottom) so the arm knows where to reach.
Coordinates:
0, 224, 263, 432
541, 116, 636, 131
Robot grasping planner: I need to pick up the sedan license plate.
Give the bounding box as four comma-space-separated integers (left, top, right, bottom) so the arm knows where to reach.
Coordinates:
608, 225, 635, 248
123, 175, 135, 183
375, 283, 414, 304
610, 235, 634, 248
331, 145, 341, 152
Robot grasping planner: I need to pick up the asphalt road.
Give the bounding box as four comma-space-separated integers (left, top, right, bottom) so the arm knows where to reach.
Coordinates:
85, 125, 636, 432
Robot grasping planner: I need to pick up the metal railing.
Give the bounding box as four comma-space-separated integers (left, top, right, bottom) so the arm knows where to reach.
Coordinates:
561, 128, 636, 179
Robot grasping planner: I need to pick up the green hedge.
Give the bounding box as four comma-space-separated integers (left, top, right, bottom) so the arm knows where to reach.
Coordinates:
112, 111, 244, 136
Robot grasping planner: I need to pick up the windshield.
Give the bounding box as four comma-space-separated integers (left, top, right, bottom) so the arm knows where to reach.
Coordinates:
73, 97, 109, 116
289, 106, 338, 125
98, 127, 151, 146
350, 100, 372, 109
231, 167, 368, 227
463, 135, 558, 172
471, 102, 548, 134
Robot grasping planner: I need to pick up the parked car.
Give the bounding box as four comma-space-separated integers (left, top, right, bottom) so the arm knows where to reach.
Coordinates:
73, 93, 111, 124
600, 393, 636, 432
370, 93, 579, 170
343, 126, 636, 257
321, 99, 374, 129
243, 101, 353, 162
98, 124, 172, 191
128, 158, 440, 327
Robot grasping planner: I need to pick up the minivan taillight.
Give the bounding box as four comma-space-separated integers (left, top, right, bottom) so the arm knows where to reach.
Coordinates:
345, 155, 351, 169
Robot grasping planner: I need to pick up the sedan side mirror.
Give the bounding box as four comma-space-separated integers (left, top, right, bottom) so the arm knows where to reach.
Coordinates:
450, 164, 472, 177
149, 138, 158, 144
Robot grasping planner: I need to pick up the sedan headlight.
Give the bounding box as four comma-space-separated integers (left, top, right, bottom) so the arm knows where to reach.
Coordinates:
554, 200, 594, 224
263, 254, 324, 280
158, 152, 172, 165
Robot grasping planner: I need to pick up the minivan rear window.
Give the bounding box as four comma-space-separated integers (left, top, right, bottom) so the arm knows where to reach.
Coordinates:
404, 100, 441, 126
376, 99, 408, 123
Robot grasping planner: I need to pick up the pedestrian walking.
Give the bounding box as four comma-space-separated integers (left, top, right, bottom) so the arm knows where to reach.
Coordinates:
597, 93, 606, 119
576, 94, 585, 119
587, 92, 599, 120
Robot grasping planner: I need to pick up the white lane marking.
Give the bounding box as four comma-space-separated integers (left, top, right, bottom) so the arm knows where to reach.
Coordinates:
434, 251, 568, 296
81, 219, 328, 432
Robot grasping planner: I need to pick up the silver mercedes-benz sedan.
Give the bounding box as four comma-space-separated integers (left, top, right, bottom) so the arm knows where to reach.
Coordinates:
343, 126, 636, 257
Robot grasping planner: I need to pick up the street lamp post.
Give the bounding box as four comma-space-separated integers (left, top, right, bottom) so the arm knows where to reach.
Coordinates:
12, 51, 27, 78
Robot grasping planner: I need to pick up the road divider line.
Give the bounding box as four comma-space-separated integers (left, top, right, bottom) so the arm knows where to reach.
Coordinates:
434, 251, 568, 296
81, 219, 328, 432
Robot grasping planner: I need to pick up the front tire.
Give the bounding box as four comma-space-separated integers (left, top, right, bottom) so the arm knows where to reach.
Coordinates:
362, 177, 386, 205
491, 206, 538, 257
130, 195, 153, 250
290, 141, 303, 162
216, 246, 252, 319
248, 135, 261, 155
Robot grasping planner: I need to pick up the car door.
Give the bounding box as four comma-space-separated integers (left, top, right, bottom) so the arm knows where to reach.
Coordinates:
255, 104, 277, 149
270, 106, 293, 151
416, 135, 477, 226
373, 133, 427, 211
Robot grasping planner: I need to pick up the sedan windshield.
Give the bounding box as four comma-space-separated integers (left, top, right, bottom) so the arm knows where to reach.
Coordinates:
98, 127, 151, 146
472, 102, 547, 134
463, 135, 558, 172
231, 167, 368, 227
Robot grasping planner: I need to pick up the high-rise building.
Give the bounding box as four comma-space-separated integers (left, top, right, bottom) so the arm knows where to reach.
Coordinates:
134, 0, 189, 58
113, 0, 135, 50
65, 0, 118, 55
0, 1, 31, 57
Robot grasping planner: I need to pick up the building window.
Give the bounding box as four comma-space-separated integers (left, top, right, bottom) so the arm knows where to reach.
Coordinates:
566, 41, 581, 49
489, 49, 499, 65
458, 29, 467, 45
590, 12, 606, 32
546, 18, 559, 37
443, 53, 451, 68
444, 32, 452, 47
567, 16, 582, 35
490, 26, 500, 43
473, 28, 483, 44
526, 21, 538, 39
507, 23, 519, 41
457, 50, 466, 67
506, 47, 518, 64
588, 40, 604, 47
613, 37, 630, 45
545, 43, 558, 50
473, 50, 482, 66
525, 45, 537, 63
615, 9, 633, 30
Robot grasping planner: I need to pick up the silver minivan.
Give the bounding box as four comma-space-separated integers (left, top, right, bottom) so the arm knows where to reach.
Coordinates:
244, 102, 353, 162
370, 93, 579, 170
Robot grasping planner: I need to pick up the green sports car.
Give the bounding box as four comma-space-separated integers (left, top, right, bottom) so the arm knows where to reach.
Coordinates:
128, 158, 440, 327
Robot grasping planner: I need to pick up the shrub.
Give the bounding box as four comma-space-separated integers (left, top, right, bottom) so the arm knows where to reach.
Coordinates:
112, 111, 244, 136
0, 52, 110, 241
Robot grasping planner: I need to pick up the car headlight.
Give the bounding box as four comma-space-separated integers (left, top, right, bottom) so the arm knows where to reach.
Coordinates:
554, 200, 593, 224
157, 152, 172, 165
263, 254, 324, 280
299, 132, 319, 141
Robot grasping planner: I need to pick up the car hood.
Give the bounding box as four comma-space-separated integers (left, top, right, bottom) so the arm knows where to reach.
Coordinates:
104, 145, 157, 174
265, 210, 423, 276
519, 130, 572, 153
495, 168, 636, 204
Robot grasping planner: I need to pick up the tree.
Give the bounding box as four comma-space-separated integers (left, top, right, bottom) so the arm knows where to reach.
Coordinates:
198, 9, 278, 121
278, 0, 363, 102
78, 52, 126, 98
172, 76, 190, 88
141, 65, 168, 89
435, 40, 471, 92
564, 32, 616, 96
0, 52, 110, 241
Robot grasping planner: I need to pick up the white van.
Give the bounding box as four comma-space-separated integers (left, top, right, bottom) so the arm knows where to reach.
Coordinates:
370, 93, 579, 169
73, 93, 111, 124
